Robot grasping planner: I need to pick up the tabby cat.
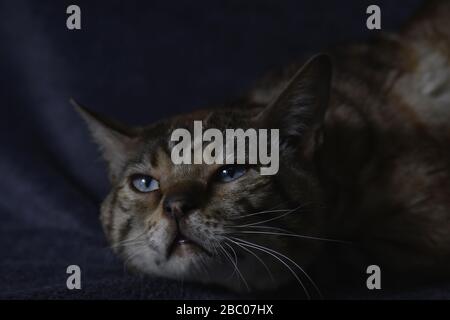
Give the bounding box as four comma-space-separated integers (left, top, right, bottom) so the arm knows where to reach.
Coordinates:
77, 1, 450, 297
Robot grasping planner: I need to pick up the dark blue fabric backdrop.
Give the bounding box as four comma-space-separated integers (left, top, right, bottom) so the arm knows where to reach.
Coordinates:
2, 0, 447, 299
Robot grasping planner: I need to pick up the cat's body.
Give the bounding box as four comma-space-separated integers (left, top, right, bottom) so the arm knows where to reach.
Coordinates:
77, 1, 450, 297
249, 1, 450, 276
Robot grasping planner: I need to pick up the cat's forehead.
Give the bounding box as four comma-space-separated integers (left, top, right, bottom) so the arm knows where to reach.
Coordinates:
127, 110, 227, 176
128, 106, 262, 179
168, 107, 258, 130
129, 143, 221, 186
142, 105, 261, 140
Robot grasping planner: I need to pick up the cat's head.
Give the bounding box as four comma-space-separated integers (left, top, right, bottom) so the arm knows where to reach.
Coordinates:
77, 55, 332, 293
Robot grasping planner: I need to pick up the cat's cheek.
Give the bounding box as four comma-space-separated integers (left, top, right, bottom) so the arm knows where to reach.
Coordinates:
122, 245, 164, 277
127, 190, 162, 219
122, 220, 174, 277
181, 213, 221, 248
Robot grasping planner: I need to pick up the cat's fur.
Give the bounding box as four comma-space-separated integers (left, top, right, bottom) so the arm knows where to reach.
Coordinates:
77, 1, 450, 296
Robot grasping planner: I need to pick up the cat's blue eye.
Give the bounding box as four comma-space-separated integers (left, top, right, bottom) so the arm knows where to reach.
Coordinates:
215, 165, 247, 183
130, 175, 159, 193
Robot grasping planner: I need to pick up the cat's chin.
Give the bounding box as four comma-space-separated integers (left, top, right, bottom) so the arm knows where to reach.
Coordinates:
126, 243, 212, 280
127, 244, 298, 293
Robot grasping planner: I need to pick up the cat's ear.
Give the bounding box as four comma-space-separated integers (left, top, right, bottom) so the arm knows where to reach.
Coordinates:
72, 99, 139, 182
254, 54, 332, 156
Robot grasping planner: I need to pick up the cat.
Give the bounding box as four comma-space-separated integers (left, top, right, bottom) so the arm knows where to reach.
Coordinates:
76, 0, 450, 297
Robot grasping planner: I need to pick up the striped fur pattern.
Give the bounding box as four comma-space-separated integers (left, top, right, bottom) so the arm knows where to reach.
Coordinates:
78, 1, 450, 294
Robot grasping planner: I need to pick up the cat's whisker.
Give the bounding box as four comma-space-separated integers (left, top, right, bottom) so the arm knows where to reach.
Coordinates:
229, 237, 312, 299
230, 202, 287, 220
224, 236, 275, 283
109, 239, 147, 250
231, 225, 297, 233
122, 244, 146, 273
235, 201, 315, 220
235, 203, 290, 217
206, 240, 220, 257
220, 243, 238, 279
236, 237, 323, 299
110, 229, 148, 246
234, 209, 292, 220
230, 230, 351, 244
218, 243, 250, 292
109, 230, 149, 250
234, 204, 306, 228
217, 243, 239, 280
224, 242, 239, 279
232, 236, 323, 299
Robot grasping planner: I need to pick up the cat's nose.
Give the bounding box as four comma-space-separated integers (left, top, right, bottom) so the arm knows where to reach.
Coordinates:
163, 184, 203, 219
163, 195, 196, 219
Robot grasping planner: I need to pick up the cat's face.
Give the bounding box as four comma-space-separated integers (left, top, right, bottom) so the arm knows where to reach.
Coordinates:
77, 55, 332, 293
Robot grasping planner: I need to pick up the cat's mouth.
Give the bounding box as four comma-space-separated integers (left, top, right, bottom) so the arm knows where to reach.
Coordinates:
166, 231, 210, 259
